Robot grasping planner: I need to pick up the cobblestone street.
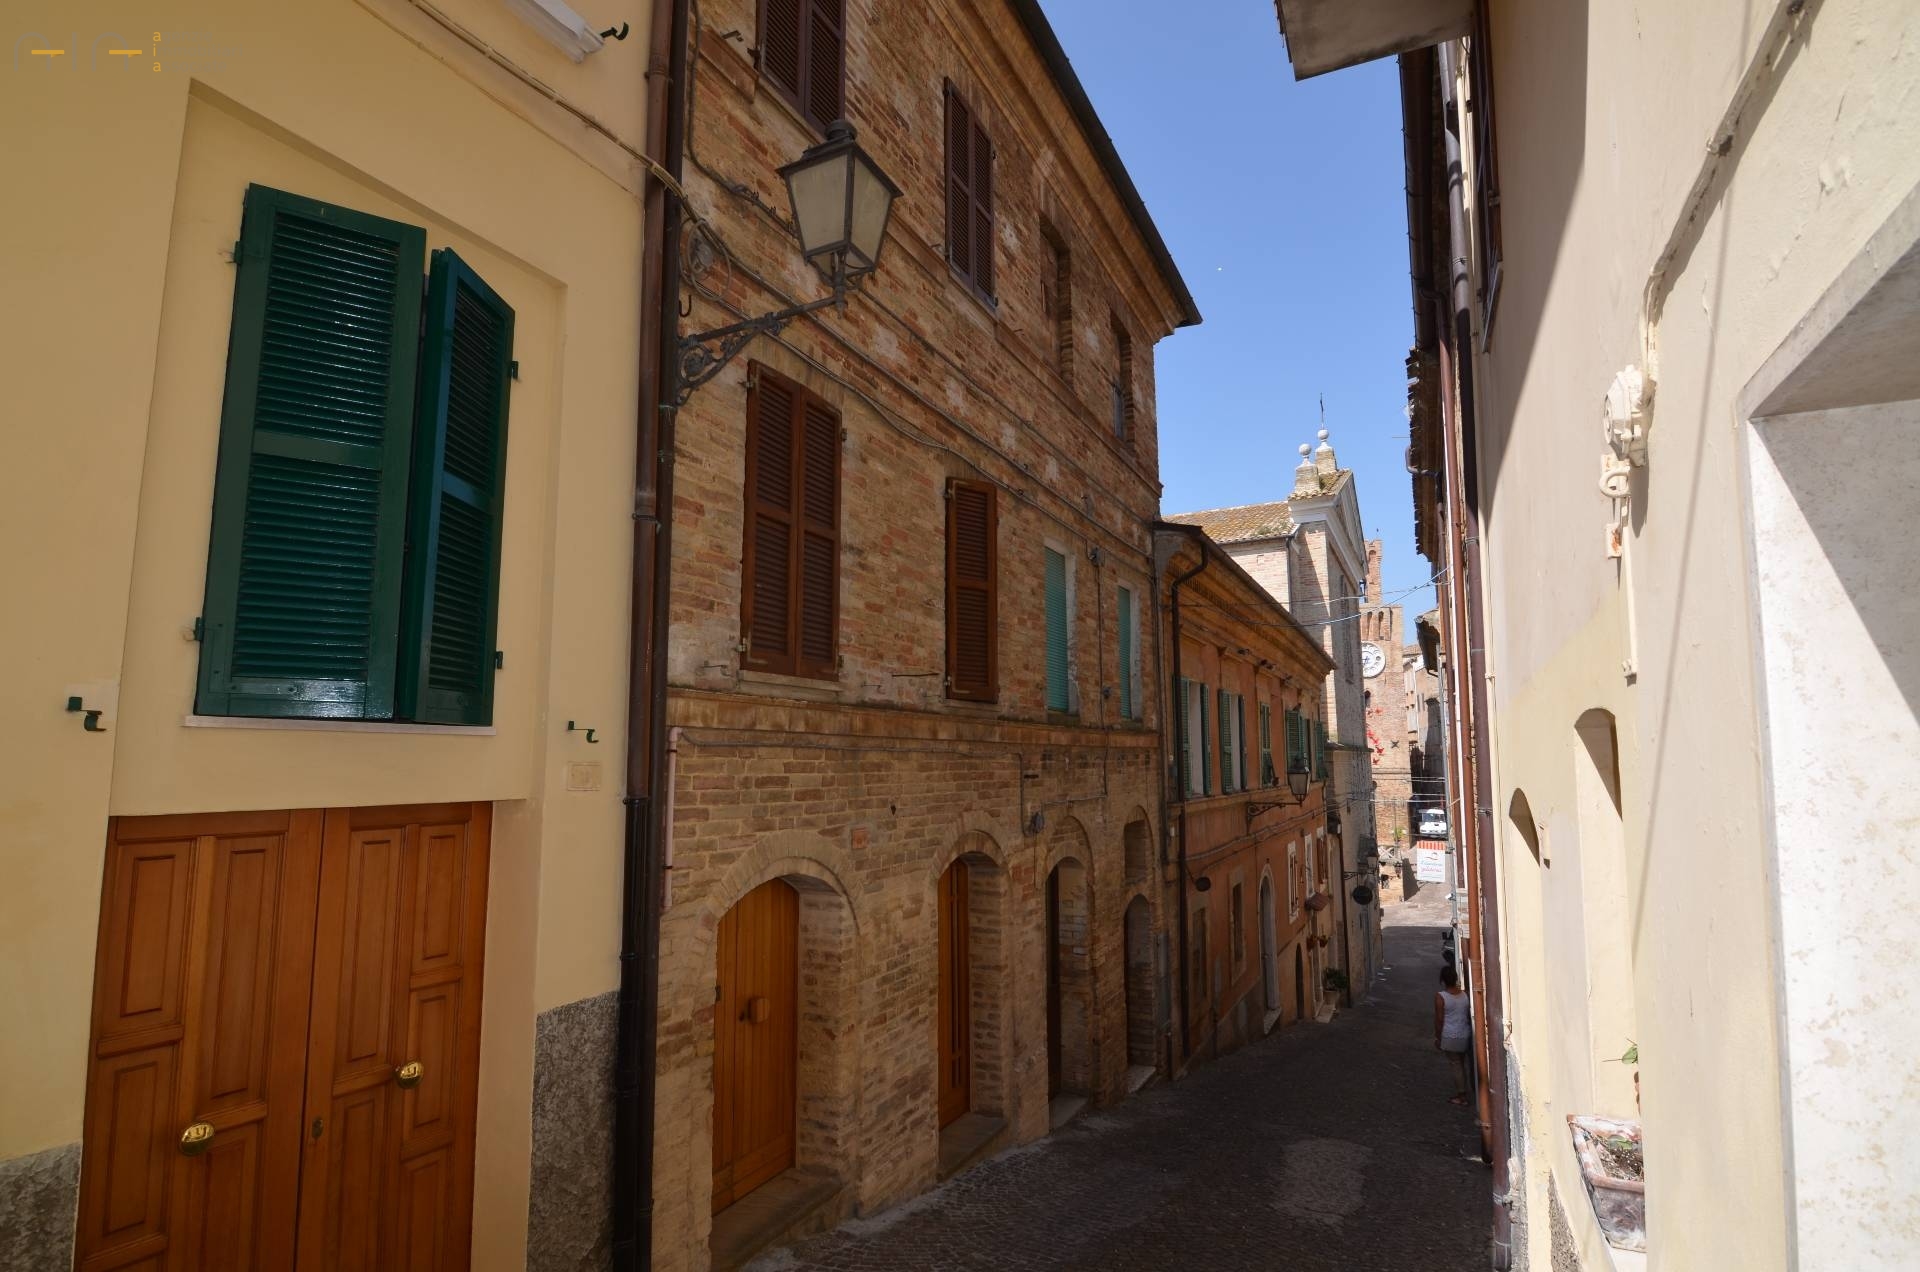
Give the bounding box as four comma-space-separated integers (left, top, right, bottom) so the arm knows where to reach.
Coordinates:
750, 888, 1491, 1270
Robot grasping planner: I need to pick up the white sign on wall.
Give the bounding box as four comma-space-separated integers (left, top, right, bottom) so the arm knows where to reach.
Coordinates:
1415, 846, 1448, 884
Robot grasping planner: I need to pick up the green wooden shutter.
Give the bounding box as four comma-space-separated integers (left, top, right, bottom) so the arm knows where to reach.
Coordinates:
1044, 547, 1069, 712
1199, 684, 1211, 794
398, 248, 513, 724
1217, 688, 1232, 793
197, 184, 425, 719
1237, 695, 1248, 791
1177, 677, 1192, 795
1259, 703, 1273, 786
1116, 585, 1134, 720
1285, 708, 1304, 773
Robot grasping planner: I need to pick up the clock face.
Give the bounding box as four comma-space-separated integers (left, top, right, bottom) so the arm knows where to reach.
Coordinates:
1361, 642, 1386, 679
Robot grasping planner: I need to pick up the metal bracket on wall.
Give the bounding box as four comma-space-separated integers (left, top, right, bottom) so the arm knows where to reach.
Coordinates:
66, 696, 104, 732
567, 720, 600, 744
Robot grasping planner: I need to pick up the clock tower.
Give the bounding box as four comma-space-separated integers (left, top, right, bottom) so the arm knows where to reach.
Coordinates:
1360, 539, 1415, 847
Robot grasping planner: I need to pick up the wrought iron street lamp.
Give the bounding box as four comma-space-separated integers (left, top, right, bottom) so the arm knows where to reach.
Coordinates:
1287, 758, 1311, 801
677, 120, 900, 403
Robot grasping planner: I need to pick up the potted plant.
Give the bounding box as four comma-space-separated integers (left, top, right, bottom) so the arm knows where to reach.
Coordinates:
1566, 1112, 1644, 1252
1323, 967, 1349, 993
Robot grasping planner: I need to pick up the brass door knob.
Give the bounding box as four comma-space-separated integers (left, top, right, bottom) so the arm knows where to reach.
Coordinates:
395, 1060, 424, 1089
179, 1121, 215, 1156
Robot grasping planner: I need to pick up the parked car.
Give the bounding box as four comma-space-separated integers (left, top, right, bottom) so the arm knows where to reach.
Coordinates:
1418, 808, 1448, 838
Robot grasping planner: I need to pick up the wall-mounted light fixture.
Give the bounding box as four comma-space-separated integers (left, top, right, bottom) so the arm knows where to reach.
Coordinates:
505, 0, 624, 62
677, 120, 900, 404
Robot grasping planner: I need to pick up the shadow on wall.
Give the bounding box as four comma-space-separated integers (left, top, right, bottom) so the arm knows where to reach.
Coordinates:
1473, 0, 1588, 518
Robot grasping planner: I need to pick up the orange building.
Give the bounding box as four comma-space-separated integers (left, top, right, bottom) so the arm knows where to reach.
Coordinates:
1155, 523, 1338, 1066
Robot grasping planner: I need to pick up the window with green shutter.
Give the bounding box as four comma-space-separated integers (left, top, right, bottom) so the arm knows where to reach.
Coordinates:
1237, 695, 1248, 791
1285, 707, 1306, 776
1217, 688, 1232, 793
1044, 546, 1070, 712
1199, 683, 1211, 794
197, 184, 512, 724
398, 249, 515, 724
1116, 584, 1134, 720
1259, 702, 1274, 787
1177, 677, 1193, 795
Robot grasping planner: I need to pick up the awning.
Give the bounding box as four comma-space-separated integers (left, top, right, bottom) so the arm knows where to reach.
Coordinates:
1274, 0, 1472, 79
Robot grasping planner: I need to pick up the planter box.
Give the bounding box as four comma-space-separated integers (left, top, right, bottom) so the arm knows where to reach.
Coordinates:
1567, 1115, 1645, 1253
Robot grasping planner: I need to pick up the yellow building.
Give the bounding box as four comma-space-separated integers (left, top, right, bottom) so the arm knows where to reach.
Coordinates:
1, 2, 653, 1265
1277, 0, 1920, 1269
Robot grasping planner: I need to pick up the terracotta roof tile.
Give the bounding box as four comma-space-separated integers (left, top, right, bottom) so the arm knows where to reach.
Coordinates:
1161, 500, 1295, 544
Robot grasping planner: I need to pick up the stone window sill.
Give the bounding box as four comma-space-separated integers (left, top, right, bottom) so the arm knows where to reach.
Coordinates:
182, 714, 494, 736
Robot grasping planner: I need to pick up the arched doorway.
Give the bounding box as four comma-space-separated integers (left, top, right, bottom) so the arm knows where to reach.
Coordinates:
937, 859, 971, 1127
1260, 877, 1279, 1013
1046, 857, 1092, 1098
712, 879, 798, 1212
1123, 895, 1154, 1069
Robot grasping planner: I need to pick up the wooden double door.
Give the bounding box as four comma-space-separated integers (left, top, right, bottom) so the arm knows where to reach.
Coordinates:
76, 804, 490, 1271
711, 879, 798, 1213
936, 861, 972, 1128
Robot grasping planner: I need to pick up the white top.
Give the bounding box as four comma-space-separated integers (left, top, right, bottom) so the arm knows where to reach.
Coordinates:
1439, 989, 1471, 1041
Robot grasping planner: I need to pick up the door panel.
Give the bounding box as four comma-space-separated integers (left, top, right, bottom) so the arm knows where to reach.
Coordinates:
936, 861, 971, 1127
1045, 870, 1062, 1098
297, 805, 488, 1272
712, 879, 798, 1212
77, 812, 320, 1272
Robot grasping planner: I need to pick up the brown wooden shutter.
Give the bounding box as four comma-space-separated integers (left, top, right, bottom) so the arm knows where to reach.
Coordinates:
804, 0, 844, 130
970, 116, 994, 297
761, 0, 802, 101
743, 374, 797, 672
795, 394, 840, 679
946, 479, 997, 701
945, 84, 973, 281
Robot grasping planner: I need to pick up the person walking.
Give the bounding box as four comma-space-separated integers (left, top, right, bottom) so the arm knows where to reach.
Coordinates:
1434, 966, 1472, 1105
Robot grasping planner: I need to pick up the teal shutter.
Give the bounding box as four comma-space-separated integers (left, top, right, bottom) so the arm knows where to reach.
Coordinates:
1259, 703, 1273, 786
398, 249, 514, 724
1237, 696, 1248, 790
1116, 585, 1134, 720
1199, 684, 1211, 794
197, 185, 425, 718
1217, 689, 1231, 792
1286, 708, 1304, 773
1044, 547, 1069, 712
1177, 678, 1191, 794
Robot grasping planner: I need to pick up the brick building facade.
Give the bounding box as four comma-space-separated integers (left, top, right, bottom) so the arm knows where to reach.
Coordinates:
1360, 539, 1412, 847
1155, 526, 1336, 1060
516, 4, 1198, 1267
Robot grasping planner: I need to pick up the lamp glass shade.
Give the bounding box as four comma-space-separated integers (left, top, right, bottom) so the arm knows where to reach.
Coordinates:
1288, 766, 1310, 800
784, 151, 852, 264
848, 157, 894, 270
778, 121, 900, 282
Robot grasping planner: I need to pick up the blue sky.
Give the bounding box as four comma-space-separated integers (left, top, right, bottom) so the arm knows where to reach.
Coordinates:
1041, 1, 1436, 619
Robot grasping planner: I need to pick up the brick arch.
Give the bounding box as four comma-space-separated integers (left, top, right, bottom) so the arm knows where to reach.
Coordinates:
654, 829, 866, 1233
1042, 812, 1093, 882
926, 827, 1009, 886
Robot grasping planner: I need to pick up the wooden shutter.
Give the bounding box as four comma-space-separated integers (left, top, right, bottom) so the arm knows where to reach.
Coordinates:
1217, 689, 1232, 793
1237, 696, 1248, 790
804, 0, 845, 131
1286, 708, 1304, 773
1199, 685, 1211, 794
741, 368, 838, 678
1043, 547, 1069, 712
760, 0, 802, 101
945, 85, 973, 282
1259, 703, 1273, 786
1116, 586, 1133, 719
399, 249, 513, 725
198, 185, 425, 719
760, 0, 842, 133
1177, 679, 1192, 795
944, 83, 994, 299
970, 111, 994, 298
946, 480, 997, 702
796, 395, 840, 679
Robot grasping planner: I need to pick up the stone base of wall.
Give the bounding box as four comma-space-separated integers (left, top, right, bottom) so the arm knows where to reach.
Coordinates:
0, 1142, 79, 1272
527, 991, 618, 1272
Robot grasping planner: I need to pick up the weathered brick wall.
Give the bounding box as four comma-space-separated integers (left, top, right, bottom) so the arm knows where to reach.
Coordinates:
645, 2, 1192, 1262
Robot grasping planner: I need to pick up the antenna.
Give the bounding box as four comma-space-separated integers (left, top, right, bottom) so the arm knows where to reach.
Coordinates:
1319, 393, 1326, 428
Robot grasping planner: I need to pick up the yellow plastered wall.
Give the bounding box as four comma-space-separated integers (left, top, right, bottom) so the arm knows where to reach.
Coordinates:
0, 2, 649, 1261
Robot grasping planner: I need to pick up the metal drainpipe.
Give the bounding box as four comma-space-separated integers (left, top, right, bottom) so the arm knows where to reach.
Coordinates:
1163, 525, 1210, 1066
612, 0, 689, 1264
1439, 40, 1514, 1269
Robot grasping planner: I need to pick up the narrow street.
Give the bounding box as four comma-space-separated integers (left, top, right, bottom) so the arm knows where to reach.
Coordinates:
751, 890, 1491, 1271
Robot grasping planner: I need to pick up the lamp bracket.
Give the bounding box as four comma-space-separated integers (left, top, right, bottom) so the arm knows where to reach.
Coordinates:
1245, 800, 1297, 824
674, 274, 864, 406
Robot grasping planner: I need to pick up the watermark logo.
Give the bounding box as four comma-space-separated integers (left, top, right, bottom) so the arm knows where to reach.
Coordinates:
12, 30, 237, 73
